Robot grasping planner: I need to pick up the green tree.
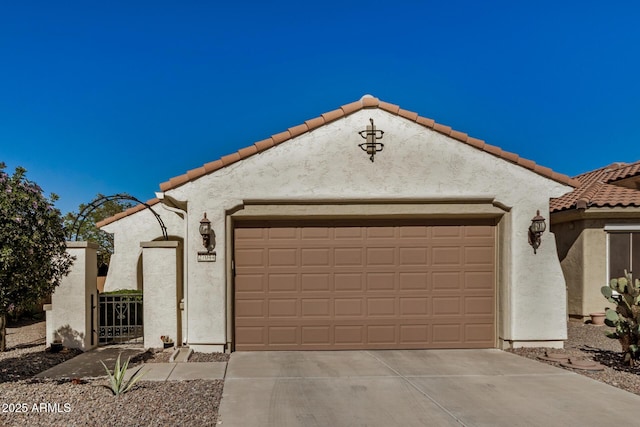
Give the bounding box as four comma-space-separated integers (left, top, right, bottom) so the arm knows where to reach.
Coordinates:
0, 163, 74, 351
64, 195, 134, 268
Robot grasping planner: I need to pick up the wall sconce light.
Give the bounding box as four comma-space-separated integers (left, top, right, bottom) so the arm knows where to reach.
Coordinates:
358, 118, 384, 162
528, 210, 546, 254
199, 212, 215, 253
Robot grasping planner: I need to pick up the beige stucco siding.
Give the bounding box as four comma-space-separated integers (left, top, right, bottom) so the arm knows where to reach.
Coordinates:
553, 217, 638, 318
102, 206, 184, 292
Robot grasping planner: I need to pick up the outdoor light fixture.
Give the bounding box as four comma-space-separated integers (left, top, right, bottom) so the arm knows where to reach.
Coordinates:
528, 210, 547, 254
358, 118, 384, 162
199, 212, 213, 252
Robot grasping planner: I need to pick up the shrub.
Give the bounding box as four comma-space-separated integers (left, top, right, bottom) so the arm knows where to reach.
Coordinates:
601, 270, 640, 366
101, 354, 145, 395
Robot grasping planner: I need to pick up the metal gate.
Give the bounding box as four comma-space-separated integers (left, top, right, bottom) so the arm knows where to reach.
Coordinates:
97, 292, 143, 345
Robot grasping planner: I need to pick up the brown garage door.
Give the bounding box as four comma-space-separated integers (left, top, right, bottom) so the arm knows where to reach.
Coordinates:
234, 219, 495, 351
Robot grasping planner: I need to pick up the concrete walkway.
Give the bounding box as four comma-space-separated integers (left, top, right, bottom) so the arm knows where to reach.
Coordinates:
35, 346, 226, 381
218, 349, 640, 427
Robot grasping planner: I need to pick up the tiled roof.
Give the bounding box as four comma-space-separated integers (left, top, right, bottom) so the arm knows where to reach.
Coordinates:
98, 95, 579, 228
550, 161, 640, 212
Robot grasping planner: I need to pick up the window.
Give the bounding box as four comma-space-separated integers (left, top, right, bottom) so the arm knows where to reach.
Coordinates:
607, 228, 640, 280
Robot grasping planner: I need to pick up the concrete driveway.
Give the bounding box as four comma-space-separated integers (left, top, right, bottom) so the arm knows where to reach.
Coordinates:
218, 349, 640, 426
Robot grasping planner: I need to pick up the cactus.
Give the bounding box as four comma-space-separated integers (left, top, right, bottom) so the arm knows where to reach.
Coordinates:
601, 270, 640, 366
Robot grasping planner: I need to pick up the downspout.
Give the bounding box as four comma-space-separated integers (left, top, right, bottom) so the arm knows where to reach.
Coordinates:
156, 192, 189, 346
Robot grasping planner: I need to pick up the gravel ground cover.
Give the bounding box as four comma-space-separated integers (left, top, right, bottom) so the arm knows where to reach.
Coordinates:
4, 318, 640, 425
509, 320, 640, 395
0, 320, 225, 426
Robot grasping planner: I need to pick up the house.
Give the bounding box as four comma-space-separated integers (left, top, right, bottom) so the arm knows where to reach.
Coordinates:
97, 95, 576, 352
551, 161, 640, 320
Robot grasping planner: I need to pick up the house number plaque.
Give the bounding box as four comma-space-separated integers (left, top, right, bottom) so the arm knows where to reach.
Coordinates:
197, 252, 216, 262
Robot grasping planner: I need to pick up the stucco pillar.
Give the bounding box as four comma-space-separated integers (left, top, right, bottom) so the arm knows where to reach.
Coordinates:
48, 241, 99, 351
140, 241, 181, 349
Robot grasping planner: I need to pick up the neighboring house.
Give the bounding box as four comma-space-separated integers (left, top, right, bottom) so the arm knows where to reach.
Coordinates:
98, 95, 576, 353
551, 161, 640, 320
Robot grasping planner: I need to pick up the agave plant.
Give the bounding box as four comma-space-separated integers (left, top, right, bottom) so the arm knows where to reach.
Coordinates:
101, 353, 146, 395
601, 270, 640, 366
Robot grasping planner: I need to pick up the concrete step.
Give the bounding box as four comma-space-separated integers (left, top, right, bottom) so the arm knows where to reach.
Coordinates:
170, 346, 193, 363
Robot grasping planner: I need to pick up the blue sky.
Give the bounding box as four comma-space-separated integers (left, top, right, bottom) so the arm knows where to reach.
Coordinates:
1, 1, 639, 214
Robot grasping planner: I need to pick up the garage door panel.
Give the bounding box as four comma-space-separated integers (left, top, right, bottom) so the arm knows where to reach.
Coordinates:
464, 246, 494, 265
399, 272, 429, 290
269, 248, 297, 266
465, 323, 494, 343
235, 248, 265, 267
432, 247, 462, 265
335, 298, 364, 317
300, 273, 330, 291
236, 274, 265, 292
367, 247, 395, 266
400, 297, 430, 315
367, 227, 395, 239
302, 326, 331, 345
235, 227, 265, 240
367, 325, 396, 343
465, 271, 494, 290
235, 220, 495, 351
269, 326, 298, 345
268, 274, 297, 292
334, 273, 363, 291
301, 227, 331, 239
400, 324, 429, 343
335, 326, 364, 344
432, 324, 462, 344
268, 299, 298, 317
367, 298, 396, 316
464, 296, 494, 316
334, 248, 363, 266
236, 299, 266, 318
366, 272, 395, 291
301, 248, 331, 267
432, 226, 462, 238
464, 226, 494, 237
399, 226, 429, 238
301, 298, 331, 317
432, 271, 461, 291
268, 227, 298, 239
235, 326, 265, 346
399, 247, 429, 265
432, 296, 462, 316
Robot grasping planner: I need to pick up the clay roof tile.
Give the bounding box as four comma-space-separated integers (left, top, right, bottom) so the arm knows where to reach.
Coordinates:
321, 108, 344, 123
379, 101, 400, 114
551, 160, 640, 212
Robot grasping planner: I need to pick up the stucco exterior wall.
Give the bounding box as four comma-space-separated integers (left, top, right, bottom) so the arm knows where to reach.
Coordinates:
101, 206, 184, 292
158, 109, 573, 350
141, 241, 182, 349
554, 221, 585, 317
554, 217, 638, 318
49, 242, 98, 350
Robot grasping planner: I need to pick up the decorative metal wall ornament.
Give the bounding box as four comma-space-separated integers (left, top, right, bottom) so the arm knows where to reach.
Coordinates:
528, 210, 547, 254
358, 118, 385, 162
